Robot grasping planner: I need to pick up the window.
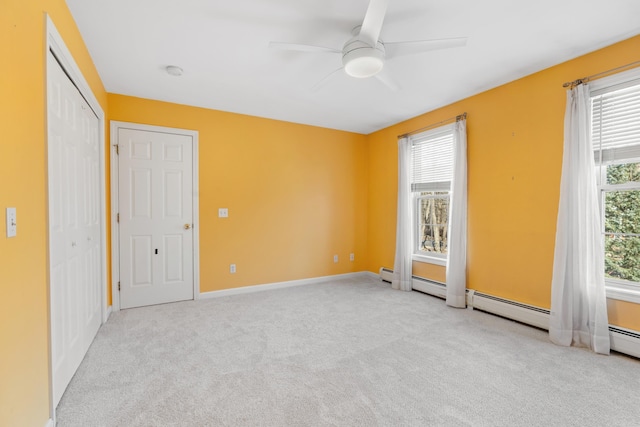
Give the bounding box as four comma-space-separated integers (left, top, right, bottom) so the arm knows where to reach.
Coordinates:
411, 125, 454, 264
591, 68, 640, 302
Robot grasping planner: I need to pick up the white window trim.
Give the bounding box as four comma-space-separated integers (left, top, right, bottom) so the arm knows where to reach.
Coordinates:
412, 253, 447, 266
606, 278, 640, 304
590, 66, 640, 303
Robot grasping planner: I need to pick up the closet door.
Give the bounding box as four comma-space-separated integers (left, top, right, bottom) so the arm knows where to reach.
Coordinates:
117, 127, 195, 309
47, 51, 102, 407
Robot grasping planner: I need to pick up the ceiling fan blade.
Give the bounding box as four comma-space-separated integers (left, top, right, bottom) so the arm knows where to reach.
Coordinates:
311, 67, 344, 92
268, 41, 341, 54
358, 0, 389, 47
374, 69, 400, 92
385, 37, 467, 59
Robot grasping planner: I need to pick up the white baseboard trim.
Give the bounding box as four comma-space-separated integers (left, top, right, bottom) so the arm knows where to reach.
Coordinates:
198, 272, 368, 299
44, 418, 54, 427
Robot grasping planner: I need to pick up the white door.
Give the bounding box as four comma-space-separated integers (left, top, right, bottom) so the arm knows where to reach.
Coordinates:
117, 127, 195, 309
47, 51, 102, 407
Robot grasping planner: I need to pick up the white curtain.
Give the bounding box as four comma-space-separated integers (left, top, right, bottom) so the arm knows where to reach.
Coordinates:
392, 137, 413, 291
550, 84, 610, 355
446, 119, 468, 308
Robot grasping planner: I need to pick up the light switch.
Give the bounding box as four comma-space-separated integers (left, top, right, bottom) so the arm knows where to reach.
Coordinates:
218, 208, 229, 218
6, 207, 16, 238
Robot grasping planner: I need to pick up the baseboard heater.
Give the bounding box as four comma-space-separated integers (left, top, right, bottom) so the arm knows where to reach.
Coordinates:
378, 267, 640, 359
379, 267, 447, 298
380, 267, 393, 283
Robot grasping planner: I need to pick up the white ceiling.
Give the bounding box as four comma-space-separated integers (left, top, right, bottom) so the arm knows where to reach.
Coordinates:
65, 0, 640, 134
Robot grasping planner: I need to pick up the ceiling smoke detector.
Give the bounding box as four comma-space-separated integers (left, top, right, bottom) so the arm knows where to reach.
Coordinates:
166, 65, 183, 77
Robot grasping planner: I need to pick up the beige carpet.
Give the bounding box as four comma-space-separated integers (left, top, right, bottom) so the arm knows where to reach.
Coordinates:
56, 275, 640, 426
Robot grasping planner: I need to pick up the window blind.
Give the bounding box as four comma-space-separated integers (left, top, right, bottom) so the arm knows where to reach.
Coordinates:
411, 125, 454, 192
592, 79, 640, 164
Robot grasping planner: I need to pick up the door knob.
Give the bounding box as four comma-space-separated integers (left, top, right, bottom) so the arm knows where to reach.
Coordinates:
184, 224, 191, 230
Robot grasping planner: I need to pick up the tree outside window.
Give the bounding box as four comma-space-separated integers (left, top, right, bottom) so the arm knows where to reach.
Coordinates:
603, 162, 640, 283
417, 192, 449, 255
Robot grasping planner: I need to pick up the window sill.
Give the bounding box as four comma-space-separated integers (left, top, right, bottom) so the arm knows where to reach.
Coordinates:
412, 253, 447, 266
606, 281, 640, 304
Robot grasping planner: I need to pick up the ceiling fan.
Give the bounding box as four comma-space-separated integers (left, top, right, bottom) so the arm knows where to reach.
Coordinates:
269, 0, 467, 91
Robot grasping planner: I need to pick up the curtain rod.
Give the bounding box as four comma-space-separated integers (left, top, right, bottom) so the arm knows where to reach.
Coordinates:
562, 59, 640, 88
398, 112, 467, 139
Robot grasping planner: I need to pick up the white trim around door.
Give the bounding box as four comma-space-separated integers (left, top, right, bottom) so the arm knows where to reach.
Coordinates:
110, 121, 200, 311
45, 14, 108, 421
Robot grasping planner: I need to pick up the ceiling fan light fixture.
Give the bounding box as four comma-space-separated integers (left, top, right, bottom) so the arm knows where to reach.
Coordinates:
342, 40, 385, 78
344, 54, 384, 78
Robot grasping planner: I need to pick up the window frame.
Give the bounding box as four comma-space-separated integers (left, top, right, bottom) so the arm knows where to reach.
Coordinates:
414, 191, 450, 265
409, 124, 454, 266
599, 184, 640, 303
590, 66, 640, 303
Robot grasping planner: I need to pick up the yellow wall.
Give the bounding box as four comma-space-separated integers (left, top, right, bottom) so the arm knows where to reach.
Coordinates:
412, 262, 446, 283
366, 35, 640, 330
0, 0, 107, 426
1, 1, 639, 424
108, 95, 368, 292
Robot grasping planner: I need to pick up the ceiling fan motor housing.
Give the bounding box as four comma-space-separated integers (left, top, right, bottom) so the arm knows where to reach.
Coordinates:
342, 38, 386, 78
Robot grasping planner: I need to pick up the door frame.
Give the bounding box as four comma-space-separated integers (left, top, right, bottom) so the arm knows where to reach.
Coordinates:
110, 121, 200, 311
45, 15, 108, 420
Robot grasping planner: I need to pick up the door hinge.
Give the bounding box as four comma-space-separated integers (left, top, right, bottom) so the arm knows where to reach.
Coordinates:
114, 144, 119, 155
117, 213, 120, 223
118, 281, 121, 291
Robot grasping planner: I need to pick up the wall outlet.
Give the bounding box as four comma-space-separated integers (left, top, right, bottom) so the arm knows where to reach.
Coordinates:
350, 253, 355, 261
218, 208, 229, 218
333, 254, 338, 263
230, 264, 236, 274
